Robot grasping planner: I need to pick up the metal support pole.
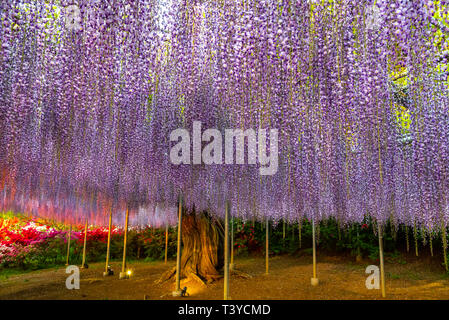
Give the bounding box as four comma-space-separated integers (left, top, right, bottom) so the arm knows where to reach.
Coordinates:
443, 225, 448, 272
175, 195, 183, 293
104, 209, 112, 275
81, 220, 88, 268
66, 225, 72, 266
311, 219, 319, 286
120, 207, 129, 278
224, 201, 230, 300
265, 217, 269, 274
230, 214, 234, 270
378, 223, 386, 297
165, 223, 169, 264
283, 219, 286, 240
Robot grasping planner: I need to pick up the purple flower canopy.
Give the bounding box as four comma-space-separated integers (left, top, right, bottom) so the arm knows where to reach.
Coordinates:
0, 0, 448, 229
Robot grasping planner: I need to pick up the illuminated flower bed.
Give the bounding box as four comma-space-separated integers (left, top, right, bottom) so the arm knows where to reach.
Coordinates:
0, 214, 124, 269
0, 213, 183, 270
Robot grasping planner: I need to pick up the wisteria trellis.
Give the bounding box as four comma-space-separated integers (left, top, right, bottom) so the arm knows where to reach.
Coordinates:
0, 0, 448, 231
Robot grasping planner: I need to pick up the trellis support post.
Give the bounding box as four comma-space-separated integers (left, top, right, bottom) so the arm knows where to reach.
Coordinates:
311, 219, 319, 286
119, 207, 130, 279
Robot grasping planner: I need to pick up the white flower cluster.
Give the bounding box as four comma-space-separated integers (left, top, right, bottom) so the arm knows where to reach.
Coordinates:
22, 222, 54, 233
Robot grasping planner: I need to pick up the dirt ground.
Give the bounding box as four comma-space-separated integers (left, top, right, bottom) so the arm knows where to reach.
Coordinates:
1, 253, 448, 300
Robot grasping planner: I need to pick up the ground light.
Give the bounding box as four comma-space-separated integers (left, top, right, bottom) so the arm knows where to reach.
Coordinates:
119, 269, 132, 280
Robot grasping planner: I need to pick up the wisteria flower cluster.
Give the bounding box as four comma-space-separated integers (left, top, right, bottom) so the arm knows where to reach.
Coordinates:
0, 0, 448, 232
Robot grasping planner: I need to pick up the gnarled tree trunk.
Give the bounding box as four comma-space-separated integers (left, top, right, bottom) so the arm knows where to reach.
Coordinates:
157, 210, 224, 285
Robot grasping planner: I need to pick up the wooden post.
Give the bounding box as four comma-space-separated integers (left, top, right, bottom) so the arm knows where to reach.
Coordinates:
104, 209, 112, 275
120, 207, 129, 278
298, 218, 302, 248
81, 219, 88, 268
175, 194, 183, 293
311, 219, 319, 286
164, 223, 169, 264
65, 224, 72, 266
378, 223, 386, 297
265, 217, 269, 274
224, 201, 230, 300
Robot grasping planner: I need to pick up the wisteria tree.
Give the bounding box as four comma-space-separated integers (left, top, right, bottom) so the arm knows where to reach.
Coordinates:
1, 0, 449, 283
